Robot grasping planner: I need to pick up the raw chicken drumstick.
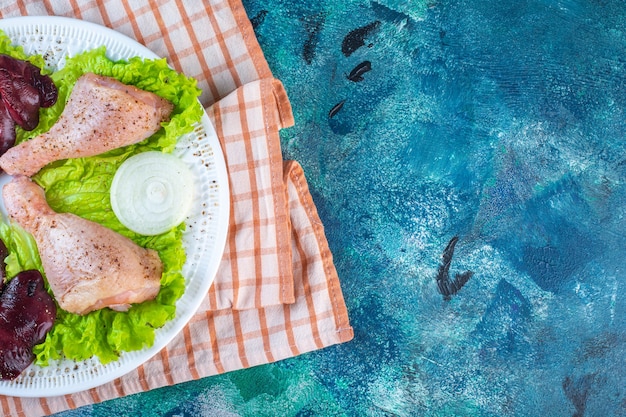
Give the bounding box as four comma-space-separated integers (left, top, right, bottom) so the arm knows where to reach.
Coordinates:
0, 72, 174, 176
2, 175, 163, 315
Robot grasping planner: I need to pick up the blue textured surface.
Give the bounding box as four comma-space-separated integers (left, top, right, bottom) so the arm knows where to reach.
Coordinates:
55, 0, 625, 415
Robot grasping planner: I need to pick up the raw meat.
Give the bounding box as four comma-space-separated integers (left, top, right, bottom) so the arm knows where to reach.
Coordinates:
0, 72, 173, 176
0, 67, 41, 131
0, 54, 58, 156
0, 269, 56, 381
2, 176, 163, 315
0, 54, 58, 108
0, 99, 17, 156
0, 238, 7, 292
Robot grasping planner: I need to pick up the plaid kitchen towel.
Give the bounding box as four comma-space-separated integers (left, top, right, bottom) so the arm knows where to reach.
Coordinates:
0, 1, 354, 416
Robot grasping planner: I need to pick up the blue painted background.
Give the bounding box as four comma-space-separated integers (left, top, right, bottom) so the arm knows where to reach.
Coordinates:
55, 0, 625, 415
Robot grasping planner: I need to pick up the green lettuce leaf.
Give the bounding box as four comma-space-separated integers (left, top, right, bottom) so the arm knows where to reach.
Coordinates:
0, 32, 202, 365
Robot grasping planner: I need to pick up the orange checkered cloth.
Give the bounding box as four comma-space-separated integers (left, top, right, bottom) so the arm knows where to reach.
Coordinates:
0, 1, 353, 416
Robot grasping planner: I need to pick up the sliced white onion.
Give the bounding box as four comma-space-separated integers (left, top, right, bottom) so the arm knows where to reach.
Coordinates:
110, 151, 194, 236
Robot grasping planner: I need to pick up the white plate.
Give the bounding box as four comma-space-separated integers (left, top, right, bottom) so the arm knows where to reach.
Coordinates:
0, 16, 230, 397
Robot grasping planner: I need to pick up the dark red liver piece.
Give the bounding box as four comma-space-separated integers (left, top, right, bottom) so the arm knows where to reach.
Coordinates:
0, 270, 56, 380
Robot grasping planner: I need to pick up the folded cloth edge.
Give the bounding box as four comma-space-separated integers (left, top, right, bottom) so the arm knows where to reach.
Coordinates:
264, 78, 297, 306
206, 77, 297, 310
228, 0, 274, 84
283, 160, 354, 343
